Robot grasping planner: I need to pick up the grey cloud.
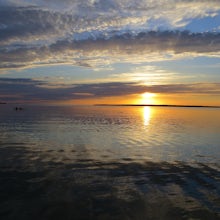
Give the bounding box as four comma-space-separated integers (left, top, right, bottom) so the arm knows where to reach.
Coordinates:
0, 6, 77, 45
0, 78, 220, 102
0, 1, 219, 72
0, 0, 220, 47
1, 31, 220, 70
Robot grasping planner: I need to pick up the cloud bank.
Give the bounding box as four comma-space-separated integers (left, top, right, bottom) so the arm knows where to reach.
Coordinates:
0, 0, 220, 70
0, 78, 220, 102
1, 1, 219, 44
1, 31, 220, 70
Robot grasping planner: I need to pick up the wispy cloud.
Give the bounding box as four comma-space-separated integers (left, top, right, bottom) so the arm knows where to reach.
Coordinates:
111, 65, 191, 85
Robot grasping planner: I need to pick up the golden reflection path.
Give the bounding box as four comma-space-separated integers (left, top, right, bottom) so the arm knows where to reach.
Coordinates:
142, 106, 152, 126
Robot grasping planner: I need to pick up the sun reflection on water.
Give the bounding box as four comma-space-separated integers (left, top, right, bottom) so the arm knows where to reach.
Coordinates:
143, 106, 152, 126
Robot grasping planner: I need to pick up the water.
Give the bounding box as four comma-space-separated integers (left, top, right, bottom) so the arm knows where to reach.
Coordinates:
0, 105, 220, 219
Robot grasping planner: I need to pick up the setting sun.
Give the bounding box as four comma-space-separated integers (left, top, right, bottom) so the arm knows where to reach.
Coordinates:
140, 92, 157, 105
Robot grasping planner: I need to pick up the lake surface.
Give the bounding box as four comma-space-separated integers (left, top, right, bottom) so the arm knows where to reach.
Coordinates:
0, 105, 220, 219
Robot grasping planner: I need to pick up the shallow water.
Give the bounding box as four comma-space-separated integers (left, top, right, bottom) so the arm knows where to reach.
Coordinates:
0, 105, 220, 219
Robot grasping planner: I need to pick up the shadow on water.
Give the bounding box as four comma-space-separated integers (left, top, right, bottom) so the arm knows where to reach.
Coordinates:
0, 143, 219, 220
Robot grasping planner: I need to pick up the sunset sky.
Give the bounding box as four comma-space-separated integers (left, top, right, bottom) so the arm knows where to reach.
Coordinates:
0, 0, 220, 105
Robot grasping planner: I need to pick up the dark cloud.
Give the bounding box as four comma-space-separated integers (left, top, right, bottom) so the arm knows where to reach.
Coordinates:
0, 7, 47, 41
0, 6, 77, 45
0, 78, 220, 102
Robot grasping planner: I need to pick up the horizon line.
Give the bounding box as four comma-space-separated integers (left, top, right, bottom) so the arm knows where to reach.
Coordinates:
95, 104, 220, 108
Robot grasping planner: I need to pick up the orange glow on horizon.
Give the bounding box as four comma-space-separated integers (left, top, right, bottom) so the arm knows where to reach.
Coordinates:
48, 93, 220, 106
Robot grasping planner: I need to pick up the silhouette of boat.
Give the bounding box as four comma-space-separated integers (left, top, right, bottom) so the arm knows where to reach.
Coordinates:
14, 107, 24, 111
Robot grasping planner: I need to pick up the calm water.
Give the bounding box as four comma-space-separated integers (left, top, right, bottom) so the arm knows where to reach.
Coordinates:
0, 105, 220, 219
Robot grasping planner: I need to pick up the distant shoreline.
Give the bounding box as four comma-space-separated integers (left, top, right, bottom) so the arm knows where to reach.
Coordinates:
95, 104, 220, 108
1, 102, 219, 108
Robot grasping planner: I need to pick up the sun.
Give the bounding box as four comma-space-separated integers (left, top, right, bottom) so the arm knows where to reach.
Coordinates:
140, 92, 156, 104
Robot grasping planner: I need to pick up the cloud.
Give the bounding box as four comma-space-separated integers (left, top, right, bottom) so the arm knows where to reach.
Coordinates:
1, 31, 220, 70
0, 0, 219, 46
0, 0, 219, 71
1, 1, 219, 104
1, 1, 220, 33
111, 65, 189, 85
0, 78, 220, 102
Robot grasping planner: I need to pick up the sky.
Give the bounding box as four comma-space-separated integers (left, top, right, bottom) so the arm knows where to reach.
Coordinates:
0, 0, 220, 105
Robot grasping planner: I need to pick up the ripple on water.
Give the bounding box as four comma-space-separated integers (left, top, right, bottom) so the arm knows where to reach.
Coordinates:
0, 105, 220, 219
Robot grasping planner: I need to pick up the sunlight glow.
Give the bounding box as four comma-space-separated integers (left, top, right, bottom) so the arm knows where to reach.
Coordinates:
142, 92, 156, 99
141, 92, 157, 105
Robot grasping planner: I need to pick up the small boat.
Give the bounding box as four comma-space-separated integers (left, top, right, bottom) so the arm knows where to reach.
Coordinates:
14, 107, 24, 111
